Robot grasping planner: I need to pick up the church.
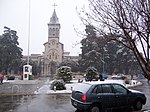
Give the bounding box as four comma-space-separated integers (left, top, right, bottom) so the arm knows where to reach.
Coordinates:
42, 8, 63, 76
22, 8, 79, 77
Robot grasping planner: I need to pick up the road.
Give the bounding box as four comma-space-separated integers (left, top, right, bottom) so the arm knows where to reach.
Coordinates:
0, 79, 150, 112
0, 94, 75, 112
133, 79, 150, 111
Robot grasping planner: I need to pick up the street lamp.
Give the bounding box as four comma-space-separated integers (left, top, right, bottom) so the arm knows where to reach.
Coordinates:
102, 54, 109, 73
101, 53, 113, 73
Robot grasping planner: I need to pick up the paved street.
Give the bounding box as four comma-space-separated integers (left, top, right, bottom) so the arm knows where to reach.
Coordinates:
0, 94, 75, 112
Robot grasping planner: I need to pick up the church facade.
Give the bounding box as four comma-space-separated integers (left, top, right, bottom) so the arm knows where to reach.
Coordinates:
41, 9, 63, 76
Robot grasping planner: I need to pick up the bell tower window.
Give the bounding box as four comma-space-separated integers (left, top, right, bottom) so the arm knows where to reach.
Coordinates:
49, 28, 52, 36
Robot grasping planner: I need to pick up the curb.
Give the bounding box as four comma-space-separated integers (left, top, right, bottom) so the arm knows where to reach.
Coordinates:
0, 93, 35, 96
0, 92, 72, 96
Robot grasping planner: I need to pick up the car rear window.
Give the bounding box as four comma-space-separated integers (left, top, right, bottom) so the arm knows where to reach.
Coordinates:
73, 83, 92, 93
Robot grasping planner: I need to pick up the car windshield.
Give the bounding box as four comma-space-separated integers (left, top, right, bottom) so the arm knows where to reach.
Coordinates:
73, 83, 92, 93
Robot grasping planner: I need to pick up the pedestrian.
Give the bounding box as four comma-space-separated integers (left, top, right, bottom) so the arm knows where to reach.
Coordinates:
0, 72, 4, 84
147, 79, 150, 84
131, 74, 133, 80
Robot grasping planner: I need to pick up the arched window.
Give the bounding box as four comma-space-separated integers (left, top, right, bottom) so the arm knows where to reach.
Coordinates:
52, 51, 54, 56
56, 28, 59, 36
49, 54, 51, 59
53, 28, 55, 36
55, 53, 57, 59
49, 28, 51, 36
52, 40, 55, 45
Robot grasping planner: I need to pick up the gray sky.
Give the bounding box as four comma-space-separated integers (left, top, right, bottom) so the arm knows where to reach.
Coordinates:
0, 0, 88, 56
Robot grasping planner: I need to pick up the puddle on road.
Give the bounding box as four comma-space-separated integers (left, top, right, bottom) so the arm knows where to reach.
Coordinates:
0, 94, 73, 112
0, 95, 35, 112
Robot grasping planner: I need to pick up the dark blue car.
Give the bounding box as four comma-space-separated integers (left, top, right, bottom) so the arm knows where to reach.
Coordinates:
71, 81, 146, 112
101, 73, 108, 79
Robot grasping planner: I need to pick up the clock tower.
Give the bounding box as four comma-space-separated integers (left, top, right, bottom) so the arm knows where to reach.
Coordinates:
42, 8, 63, 77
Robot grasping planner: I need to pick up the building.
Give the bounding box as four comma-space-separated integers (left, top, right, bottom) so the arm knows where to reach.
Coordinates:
22, 9, 79, 77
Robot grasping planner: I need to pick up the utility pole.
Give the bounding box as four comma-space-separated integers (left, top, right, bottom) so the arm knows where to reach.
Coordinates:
27, 0, 31, 65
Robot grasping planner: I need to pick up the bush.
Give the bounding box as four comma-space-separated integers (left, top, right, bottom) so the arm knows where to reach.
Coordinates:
125, 79, 130, 84
7, 75, 15, 80
50, 79, 66, 90
57, 66, 72, 82
29, 75, 34, 80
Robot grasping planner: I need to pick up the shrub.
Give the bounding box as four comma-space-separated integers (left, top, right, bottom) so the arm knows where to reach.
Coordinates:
57, 66, 72, 82
50, 79, 66, 90
125, 79, 130, 84
29, 75, 34, 80
7, 75, 15, 80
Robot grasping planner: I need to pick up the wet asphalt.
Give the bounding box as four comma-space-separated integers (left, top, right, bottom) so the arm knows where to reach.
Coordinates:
0, 94, 75, 112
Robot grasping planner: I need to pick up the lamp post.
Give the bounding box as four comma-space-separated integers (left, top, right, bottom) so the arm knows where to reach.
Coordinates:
102, 53, 113, 73
148, 34, 150, 61
102, 53, 105, 73
27, 0, 31, 65
101, 53, 109, 73
22, 0, 32, 80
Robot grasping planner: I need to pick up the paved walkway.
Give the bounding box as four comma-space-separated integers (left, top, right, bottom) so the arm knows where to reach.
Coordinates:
0, 80, 45, 95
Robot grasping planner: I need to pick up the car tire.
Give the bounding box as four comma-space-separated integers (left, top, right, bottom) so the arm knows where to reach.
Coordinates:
133, 100, 143, 111
90, 105, 100, 112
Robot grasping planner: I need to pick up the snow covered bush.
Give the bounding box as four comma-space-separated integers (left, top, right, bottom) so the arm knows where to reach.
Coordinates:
50, 79, 66, 90
57, 66, 72, 82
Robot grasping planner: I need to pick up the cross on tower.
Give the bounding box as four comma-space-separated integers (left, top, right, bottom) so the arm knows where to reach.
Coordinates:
52, 3, 57, 9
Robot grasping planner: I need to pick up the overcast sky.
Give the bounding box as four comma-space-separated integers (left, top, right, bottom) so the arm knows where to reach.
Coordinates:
0, 0, 88, 56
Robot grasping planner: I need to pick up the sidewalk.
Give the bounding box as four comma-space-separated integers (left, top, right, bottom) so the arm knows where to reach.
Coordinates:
0, 80, 44, 95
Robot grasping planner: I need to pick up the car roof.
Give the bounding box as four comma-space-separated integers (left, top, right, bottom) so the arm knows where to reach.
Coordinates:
73, 80, 126, 93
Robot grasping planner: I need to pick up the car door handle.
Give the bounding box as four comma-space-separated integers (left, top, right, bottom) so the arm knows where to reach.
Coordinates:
98, 96, 102, 99
115, 95, 119, 98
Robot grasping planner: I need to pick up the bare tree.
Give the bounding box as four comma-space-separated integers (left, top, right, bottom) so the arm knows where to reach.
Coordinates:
80, 0, 150, 79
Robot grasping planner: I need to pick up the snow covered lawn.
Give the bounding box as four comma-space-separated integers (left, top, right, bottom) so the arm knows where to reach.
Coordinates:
34, 79, 142, 94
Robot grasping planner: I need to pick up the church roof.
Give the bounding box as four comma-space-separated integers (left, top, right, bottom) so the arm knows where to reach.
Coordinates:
49, 9, 59, 24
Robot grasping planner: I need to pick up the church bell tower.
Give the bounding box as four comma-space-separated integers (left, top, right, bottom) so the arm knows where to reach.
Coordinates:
48, 9, 60, 39
42, 5, 63, 77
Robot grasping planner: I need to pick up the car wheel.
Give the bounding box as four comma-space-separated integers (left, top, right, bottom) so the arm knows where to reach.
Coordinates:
90, 105, 100, 112
133, 100, 143, 111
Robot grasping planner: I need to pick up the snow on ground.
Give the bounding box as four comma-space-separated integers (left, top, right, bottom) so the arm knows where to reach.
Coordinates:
34, 79, 142, 95
3, 79, 39, 84
3, 78, 142, 94
3, 80, 15, 83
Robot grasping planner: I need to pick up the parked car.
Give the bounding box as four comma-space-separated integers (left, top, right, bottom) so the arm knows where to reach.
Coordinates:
137, 73, 145, 79
101, 73, 108, 79
71, 81, 146, 112
111, 73, 127, 80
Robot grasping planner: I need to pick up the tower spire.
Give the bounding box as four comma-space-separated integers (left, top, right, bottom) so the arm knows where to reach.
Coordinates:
49, 3, 59, 24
